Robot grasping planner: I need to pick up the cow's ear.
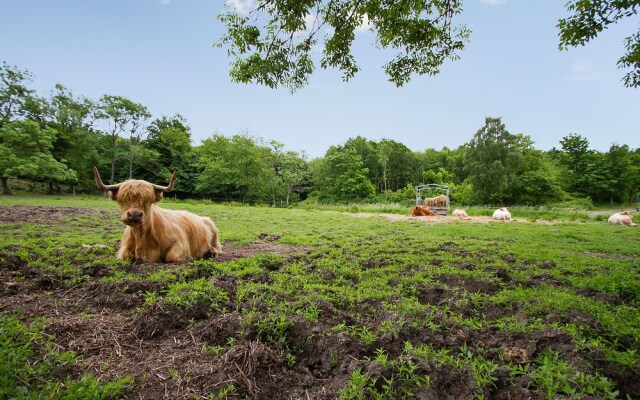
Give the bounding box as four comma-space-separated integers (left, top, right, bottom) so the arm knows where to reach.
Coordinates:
154, 190, 164, 203
109, 190, 119, 201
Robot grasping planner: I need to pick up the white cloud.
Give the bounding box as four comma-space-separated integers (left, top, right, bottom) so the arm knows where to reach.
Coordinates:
481, 0, 508, 5
569, 63, 599, 82
291, 13, 318, 38
303, 13, 318, 32
355, 14, 372, 34
226, 0, 256, 16
159, 0, 170, 4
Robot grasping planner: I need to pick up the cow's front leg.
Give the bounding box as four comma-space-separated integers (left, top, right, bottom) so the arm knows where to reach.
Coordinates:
134, 245, 162, 263
117, 246, 136, 261
117, 230, 136, 261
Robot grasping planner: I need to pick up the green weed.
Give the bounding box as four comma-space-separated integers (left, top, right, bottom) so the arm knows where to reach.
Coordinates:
0, 314, 132, 399
1, 196, 639, 398
531, 349, 618, 399
163, 278, 229, 309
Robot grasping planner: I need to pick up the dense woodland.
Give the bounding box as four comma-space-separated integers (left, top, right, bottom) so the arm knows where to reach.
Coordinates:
1, 62, 639, 207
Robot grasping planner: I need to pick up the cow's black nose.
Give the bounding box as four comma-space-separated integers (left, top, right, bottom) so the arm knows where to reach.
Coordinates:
127, 210, 143, 221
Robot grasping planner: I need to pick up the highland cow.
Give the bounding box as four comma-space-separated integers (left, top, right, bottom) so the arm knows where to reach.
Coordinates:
411, 205, 437, 217
94, 167, 221, 262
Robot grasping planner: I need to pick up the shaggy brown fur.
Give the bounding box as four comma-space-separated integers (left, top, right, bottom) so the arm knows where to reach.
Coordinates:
98, 175, 221, 263
411, 205, 437, 217
423, 194, 447, 208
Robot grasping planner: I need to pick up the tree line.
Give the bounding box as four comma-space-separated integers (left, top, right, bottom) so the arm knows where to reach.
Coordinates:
1, 61, 639, 207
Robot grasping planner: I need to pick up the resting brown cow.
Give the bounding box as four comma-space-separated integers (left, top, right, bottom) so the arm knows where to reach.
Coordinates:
94, 167, 222, 262
411, 205, 437, 217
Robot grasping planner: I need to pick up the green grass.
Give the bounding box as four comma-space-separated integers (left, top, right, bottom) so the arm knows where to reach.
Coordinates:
1, 194, 639, 398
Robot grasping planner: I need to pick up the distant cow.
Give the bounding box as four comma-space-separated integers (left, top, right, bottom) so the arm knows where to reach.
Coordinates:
492, 207, 512, 221
423, 194, 447, 208
608, 211, 636, 227
94, 167, 222, 262
452, 209, 469, 219
411, 205, 437, 217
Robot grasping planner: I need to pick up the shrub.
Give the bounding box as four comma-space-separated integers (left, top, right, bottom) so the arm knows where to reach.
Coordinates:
549, 196, 594, 210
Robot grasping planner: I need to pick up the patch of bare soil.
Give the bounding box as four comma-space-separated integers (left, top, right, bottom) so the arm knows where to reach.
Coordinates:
0, 205, 114, 224
216, 242, 309, 263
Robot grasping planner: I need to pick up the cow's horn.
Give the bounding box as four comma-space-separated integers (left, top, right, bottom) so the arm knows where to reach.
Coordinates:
152, 172, 176, 192
93, 166, 121, 192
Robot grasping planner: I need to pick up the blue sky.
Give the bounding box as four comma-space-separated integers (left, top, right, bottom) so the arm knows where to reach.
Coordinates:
2, 0, 638, 158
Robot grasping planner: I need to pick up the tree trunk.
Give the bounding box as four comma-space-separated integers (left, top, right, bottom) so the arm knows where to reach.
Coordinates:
383, 167, 388, 201
129, 157, 133, 179
110, 131, 117, 181
1, 176, 13, 195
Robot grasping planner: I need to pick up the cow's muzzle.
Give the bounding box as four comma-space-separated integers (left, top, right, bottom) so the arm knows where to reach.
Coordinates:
123, 210, 143, 226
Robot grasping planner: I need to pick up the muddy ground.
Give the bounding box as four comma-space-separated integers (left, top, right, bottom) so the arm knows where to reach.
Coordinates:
1, 205, 637, 399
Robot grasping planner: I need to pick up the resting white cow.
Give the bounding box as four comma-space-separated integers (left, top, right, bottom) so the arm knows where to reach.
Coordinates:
608, 211, 636, 227
452, 209, 469, 219
492, 207, 512, 221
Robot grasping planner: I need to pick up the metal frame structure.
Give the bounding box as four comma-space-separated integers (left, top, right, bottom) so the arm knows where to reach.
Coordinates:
415, 184, 451, 216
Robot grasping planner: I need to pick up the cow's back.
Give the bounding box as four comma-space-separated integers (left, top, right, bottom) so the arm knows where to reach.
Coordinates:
175, 210, 218, 255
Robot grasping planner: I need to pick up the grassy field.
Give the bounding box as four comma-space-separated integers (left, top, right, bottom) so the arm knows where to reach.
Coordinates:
0, 195, 639, 399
